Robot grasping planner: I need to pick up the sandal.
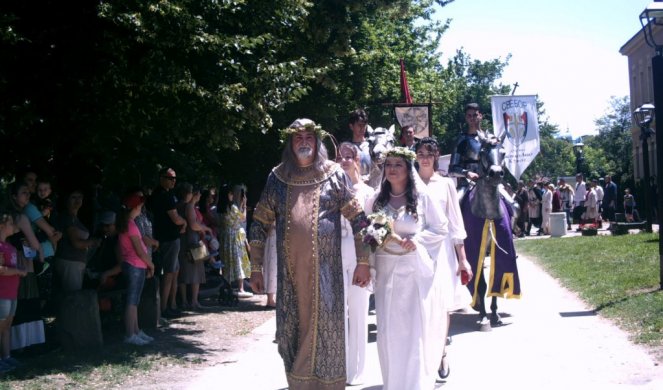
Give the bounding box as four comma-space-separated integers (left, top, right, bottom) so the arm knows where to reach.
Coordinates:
438, 353, 450, 379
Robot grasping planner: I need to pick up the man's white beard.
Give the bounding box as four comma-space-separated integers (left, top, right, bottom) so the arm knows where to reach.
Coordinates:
296, 146, 313, 160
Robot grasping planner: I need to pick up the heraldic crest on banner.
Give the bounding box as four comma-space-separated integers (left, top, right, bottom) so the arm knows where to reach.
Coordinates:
490, 95, 540, 180
502, 109, 528, 146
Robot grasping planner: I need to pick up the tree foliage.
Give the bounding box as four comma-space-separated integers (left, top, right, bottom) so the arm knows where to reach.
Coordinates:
0, 0, 513, 197
585, 96, 633, 182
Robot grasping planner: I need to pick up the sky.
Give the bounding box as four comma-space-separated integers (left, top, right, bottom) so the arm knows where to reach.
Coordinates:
434, 0, 652, 139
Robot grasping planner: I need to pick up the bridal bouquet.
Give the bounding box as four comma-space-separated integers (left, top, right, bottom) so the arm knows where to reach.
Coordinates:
360, 211, 393, 252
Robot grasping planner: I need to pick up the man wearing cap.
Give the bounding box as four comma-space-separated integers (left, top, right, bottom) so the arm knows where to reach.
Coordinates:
249, 118, 369, 390
148, 168, 187, 319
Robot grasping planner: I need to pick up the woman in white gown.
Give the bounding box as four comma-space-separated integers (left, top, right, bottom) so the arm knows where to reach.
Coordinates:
337, 142, 374, 385
360, 147, 449, 390
415, 137, 473, 379
262, 225, 277, 308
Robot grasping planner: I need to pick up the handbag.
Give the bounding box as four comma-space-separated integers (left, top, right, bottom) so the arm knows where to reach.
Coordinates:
189, 240, 210, 262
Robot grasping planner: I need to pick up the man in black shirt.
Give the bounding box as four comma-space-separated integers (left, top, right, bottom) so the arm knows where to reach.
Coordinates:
149, 168, 187, 318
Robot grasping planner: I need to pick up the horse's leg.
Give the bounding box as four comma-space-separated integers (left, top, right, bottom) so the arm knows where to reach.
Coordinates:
490, 296, 502, 326
476, 273, 491, 331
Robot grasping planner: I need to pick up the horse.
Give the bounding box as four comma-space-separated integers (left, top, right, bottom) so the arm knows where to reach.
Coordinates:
460, 138, 521, 331
365, 125, 396, 188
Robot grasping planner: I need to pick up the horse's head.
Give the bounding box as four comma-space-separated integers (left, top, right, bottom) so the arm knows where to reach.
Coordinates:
479, 141, 506, 186
471, 137, 507, 220
367, 125, 396, 165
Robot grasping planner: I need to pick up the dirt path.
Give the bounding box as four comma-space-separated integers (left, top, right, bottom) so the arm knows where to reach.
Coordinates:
28, 251, 658, 390
119, 292, 275, 390
175, 254, 663, 390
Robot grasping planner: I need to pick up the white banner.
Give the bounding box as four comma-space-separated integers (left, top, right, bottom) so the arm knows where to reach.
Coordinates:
394, 105, 429, 138
490, 95, 540, 180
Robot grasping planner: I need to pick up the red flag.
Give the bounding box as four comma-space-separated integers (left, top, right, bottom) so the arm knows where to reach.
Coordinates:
400, 58, 413, 104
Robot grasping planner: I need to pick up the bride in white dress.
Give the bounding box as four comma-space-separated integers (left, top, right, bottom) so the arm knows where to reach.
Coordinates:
361, 147, 449, 390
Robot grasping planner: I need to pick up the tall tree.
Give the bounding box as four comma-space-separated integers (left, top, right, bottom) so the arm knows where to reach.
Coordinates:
0, 0, 511, 196
0, 0, 318, 186
586, 96, 633, 182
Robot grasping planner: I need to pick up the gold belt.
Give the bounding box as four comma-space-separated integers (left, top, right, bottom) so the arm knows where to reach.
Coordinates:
380, 247, 414, 256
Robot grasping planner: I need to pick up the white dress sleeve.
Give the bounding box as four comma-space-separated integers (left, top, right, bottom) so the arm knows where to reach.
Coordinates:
440, 177, 466, 245
413, 190, 448, 253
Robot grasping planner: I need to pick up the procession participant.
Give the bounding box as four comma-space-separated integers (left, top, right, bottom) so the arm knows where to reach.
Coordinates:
337, 142, 374, 385
415, 137, 472, 380
347, 109, 373, 183
367, 146, 448, 389
249, 119, 368, 390
449, 103, 521, 328
399, 125, 416, 150
449, 103, 499, 202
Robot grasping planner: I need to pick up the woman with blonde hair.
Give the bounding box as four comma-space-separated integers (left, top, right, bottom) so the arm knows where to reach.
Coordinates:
337, 142, 374, 385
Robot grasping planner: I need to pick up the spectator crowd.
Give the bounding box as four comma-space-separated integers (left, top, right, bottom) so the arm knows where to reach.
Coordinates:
0, 166, 260, 372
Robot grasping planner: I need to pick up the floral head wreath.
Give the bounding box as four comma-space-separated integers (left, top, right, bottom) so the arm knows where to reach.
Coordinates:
279, 118, 330, 144
385, 147, 416, 162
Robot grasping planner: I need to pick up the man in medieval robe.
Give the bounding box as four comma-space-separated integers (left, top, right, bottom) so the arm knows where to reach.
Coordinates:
249, 118, 369, 390
449, 103, 521, 329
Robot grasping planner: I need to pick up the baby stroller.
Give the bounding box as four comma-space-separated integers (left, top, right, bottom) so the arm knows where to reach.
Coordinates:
218, 276, 239, 307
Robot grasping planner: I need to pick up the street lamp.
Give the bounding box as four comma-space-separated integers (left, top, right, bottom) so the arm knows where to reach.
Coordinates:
639, 1, 663, 289
633, 104, 655, 233
573, 141, 584, 175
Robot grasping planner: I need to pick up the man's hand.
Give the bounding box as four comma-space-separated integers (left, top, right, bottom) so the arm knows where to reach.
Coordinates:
352, 264, 371, 288
250, 271, 265, 293
466, 171, 480, 181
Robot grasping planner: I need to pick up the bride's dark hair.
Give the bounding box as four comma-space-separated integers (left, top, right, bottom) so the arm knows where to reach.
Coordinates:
372, 157, 418, 221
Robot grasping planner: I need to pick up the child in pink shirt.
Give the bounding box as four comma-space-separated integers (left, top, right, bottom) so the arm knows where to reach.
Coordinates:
117, 194, 155, 346
0, 212, 27, 372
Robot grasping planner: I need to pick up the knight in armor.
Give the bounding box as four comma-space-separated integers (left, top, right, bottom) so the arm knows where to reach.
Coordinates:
449, 103, 499, 199
449, 102, 521, 330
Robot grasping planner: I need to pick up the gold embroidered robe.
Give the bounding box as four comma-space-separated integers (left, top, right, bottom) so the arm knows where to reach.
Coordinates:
250, 160, 367, 390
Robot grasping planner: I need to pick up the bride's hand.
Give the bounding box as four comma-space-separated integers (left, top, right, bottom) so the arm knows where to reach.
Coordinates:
399, 237, 416, 251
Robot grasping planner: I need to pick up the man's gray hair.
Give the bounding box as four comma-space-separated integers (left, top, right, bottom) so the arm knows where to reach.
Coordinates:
280, 118, 328, 179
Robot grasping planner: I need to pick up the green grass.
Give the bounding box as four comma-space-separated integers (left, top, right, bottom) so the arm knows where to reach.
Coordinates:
516, 233, 663, 350
0, 342, 182, 389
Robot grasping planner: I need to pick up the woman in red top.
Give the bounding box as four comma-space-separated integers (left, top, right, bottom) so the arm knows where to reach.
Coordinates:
0, 212, 27, 372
